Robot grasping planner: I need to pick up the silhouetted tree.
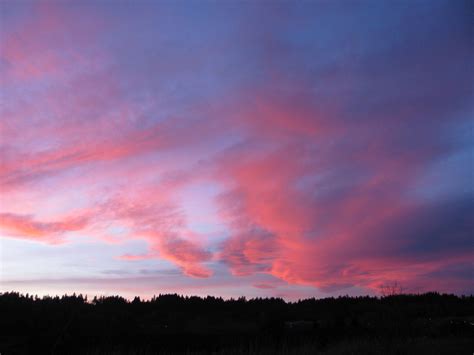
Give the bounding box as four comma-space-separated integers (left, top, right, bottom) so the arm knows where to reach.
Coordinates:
0, 291, 472, 354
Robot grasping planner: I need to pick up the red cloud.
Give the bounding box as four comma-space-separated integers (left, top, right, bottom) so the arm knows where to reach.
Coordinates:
104, 194, 213, 278
214, 92, 473, 293
117, 253, 156, 261
219, 229, 277, 276
118, 232, 213, 279
253, 283, 276, 289
0, 212, 90, 242
158, 236, 213, 278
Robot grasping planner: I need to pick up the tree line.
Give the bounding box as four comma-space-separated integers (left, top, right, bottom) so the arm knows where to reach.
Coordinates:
1, 291, 473, 354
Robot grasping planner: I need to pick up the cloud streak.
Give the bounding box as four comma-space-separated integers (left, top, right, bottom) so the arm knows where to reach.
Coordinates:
0, 212, 90, 243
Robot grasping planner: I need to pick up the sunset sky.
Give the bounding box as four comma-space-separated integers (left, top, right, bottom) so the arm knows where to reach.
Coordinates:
0, 0, 472, 300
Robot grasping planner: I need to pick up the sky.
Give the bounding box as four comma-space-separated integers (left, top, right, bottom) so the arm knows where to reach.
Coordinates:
0, 0, 472, 300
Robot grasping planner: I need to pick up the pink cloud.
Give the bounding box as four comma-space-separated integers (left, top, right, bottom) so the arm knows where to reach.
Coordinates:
100, 192, 214, 278
213, 93, 473, 294
157, 236, 213, 278
117, 253, 157, 261
0, 212, 90, 243
253, 283, 276, 289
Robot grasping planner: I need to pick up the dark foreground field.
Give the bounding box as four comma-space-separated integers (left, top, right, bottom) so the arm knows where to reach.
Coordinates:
1, 292, 473, 354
